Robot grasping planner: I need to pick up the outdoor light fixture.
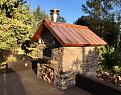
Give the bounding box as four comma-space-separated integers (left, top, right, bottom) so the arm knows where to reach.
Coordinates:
25, 63, 28, 67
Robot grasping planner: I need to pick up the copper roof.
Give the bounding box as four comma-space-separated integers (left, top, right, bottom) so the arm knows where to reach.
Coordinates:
31, 20, 107, 46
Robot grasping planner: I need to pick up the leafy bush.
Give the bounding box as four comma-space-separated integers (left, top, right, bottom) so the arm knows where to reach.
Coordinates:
0, 62, 7, 72
27, 48, 38, 58
0, 49, 12, 63
99, 46, 121, 75
6, 55, 17, 63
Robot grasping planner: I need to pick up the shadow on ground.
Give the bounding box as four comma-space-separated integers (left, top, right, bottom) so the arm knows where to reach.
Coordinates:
0, 69, 26, 95
0, 61, 93, 95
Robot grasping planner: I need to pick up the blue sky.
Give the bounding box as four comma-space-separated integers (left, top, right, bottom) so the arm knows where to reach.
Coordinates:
27, 0, 87, 23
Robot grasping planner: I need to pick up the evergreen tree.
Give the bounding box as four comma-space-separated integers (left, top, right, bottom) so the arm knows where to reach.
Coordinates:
57, 16, 66, 23
0, 0, 35, 50
75, 0, 120, 47
21, 5, 48, 54
33, 5, 48, 28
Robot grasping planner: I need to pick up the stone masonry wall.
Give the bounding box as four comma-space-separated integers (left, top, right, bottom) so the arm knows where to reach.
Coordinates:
62, 47, 99, 78
62, 47, 83, 72
82, 47, 99, 78
37, 45, 99, 90
37, 47, 64, 85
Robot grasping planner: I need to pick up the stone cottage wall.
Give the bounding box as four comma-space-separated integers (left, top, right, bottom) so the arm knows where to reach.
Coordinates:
53, 46, 99, 89
62, 47, 83, 72
37, 47, 64, 85
82, 47, 99, 77
62, 47, 99, 77
37, 45, 99, 89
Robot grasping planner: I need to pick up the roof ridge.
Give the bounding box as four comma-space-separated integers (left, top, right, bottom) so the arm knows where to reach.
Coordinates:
44, 19, 88, 29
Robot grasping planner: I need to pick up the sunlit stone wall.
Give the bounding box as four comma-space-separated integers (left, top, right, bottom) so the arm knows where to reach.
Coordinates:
37, 45, 99, 89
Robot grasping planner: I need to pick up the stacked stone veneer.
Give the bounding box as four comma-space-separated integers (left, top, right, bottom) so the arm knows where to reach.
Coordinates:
62, 47, 99, 76
37, 44, 99, 89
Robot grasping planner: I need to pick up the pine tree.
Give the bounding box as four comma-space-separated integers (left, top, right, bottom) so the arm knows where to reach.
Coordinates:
57, 16, 66, 23
75, 0, 120, 47
0, 0, 35, 50
33, 5, 48, 28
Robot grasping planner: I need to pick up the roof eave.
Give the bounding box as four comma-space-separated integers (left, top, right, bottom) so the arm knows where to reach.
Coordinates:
63, 43, 107, 47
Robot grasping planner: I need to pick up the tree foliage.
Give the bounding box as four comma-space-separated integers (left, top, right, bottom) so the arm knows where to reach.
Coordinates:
0, 1, 48, 51
57, 16, 66, 23
99, 46, 121, 74
0, 0, 35, 50
21, 5, 48, 54
75, 0, 120, 47
33, 5, 48, 27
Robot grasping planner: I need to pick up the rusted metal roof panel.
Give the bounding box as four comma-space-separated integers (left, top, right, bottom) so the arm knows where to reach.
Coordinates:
31, 20, 107, 46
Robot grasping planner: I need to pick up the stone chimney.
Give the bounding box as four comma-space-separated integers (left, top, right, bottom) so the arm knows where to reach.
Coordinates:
50, 9, 59, 22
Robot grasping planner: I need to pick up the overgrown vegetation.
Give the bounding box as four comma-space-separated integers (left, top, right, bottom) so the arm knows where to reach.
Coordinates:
99, 46, 121, 75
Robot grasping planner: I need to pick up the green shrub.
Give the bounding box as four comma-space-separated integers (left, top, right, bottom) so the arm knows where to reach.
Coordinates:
27, 48, 38, 58
6, 56, 17, 63
0, 49, 12, 63
99, 46, 121, 75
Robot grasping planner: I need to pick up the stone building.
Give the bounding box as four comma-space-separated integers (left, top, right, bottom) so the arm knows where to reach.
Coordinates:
31, 9, 107, 89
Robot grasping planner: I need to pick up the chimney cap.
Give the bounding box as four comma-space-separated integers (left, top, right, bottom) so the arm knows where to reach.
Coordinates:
50, 9, 59, 12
